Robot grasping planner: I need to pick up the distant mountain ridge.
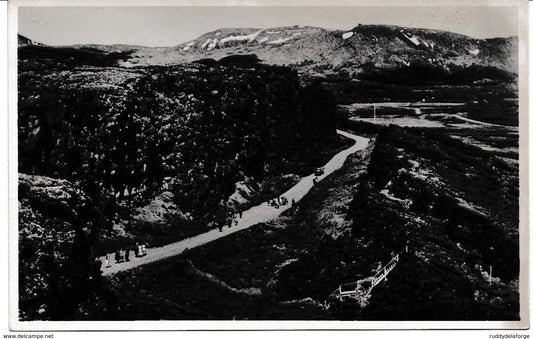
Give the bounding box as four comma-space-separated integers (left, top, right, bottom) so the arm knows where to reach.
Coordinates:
18, 24, 517, 76
18, 34, 37, 47
118, 24, 517, 75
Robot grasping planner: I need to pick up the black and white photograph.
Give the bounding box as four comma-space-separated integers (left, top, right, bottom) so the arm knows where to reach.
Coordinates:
8, 0, 529, 331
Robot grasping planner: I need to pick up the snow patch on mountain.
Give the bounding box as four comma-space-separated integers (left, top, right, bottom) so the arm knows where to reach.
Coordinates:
342, 31, 354, 40
406, 35, 420, 46
201, 38, 212, 49
220, 30, 263, 44
206, 38, 218, 51
400, 30, 421, 46
181, 41, 195, 52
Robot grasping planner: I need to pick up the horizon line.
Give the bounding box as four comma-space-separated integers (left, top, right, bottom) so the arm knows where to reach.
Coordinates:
17, 23, 518, 49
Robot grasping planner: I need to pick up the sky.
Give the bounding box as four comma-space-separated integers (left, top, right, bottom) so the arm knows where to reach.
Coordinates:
18, 5, 519, 47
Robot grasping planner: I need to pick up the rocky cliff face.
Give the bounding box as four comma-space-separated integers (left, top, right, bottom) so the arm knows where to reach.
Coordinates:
18, 57, 339, 224
18, 174, 107, 320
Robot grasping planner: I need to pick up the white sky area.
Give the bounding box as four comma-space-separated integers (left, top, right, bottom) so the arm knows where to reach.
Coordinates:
18, 6, 519, 47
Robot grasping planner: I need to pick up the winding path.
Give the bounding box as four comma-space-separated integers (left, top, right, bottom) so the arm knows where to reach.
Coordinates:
99, 130, 370, 276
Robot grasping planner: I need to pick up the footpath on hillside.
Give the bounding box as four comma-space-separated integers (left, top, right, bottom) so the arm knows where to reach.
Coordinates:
99, 130, 370, 276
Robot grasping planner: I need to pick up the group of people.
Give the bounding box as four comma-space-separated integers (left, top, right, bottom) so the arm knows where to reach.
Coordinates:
218, 210, 243, 232
103, 242, 148, 268
313, 167, 324, 184
268, 196, 290, 209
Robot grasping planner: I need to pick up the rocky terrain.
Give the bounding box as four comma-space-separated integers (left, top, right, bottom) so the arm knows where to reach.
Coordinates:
345, 125, 519, 319
18, 174, 106, 320
90, 123, 518, 320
